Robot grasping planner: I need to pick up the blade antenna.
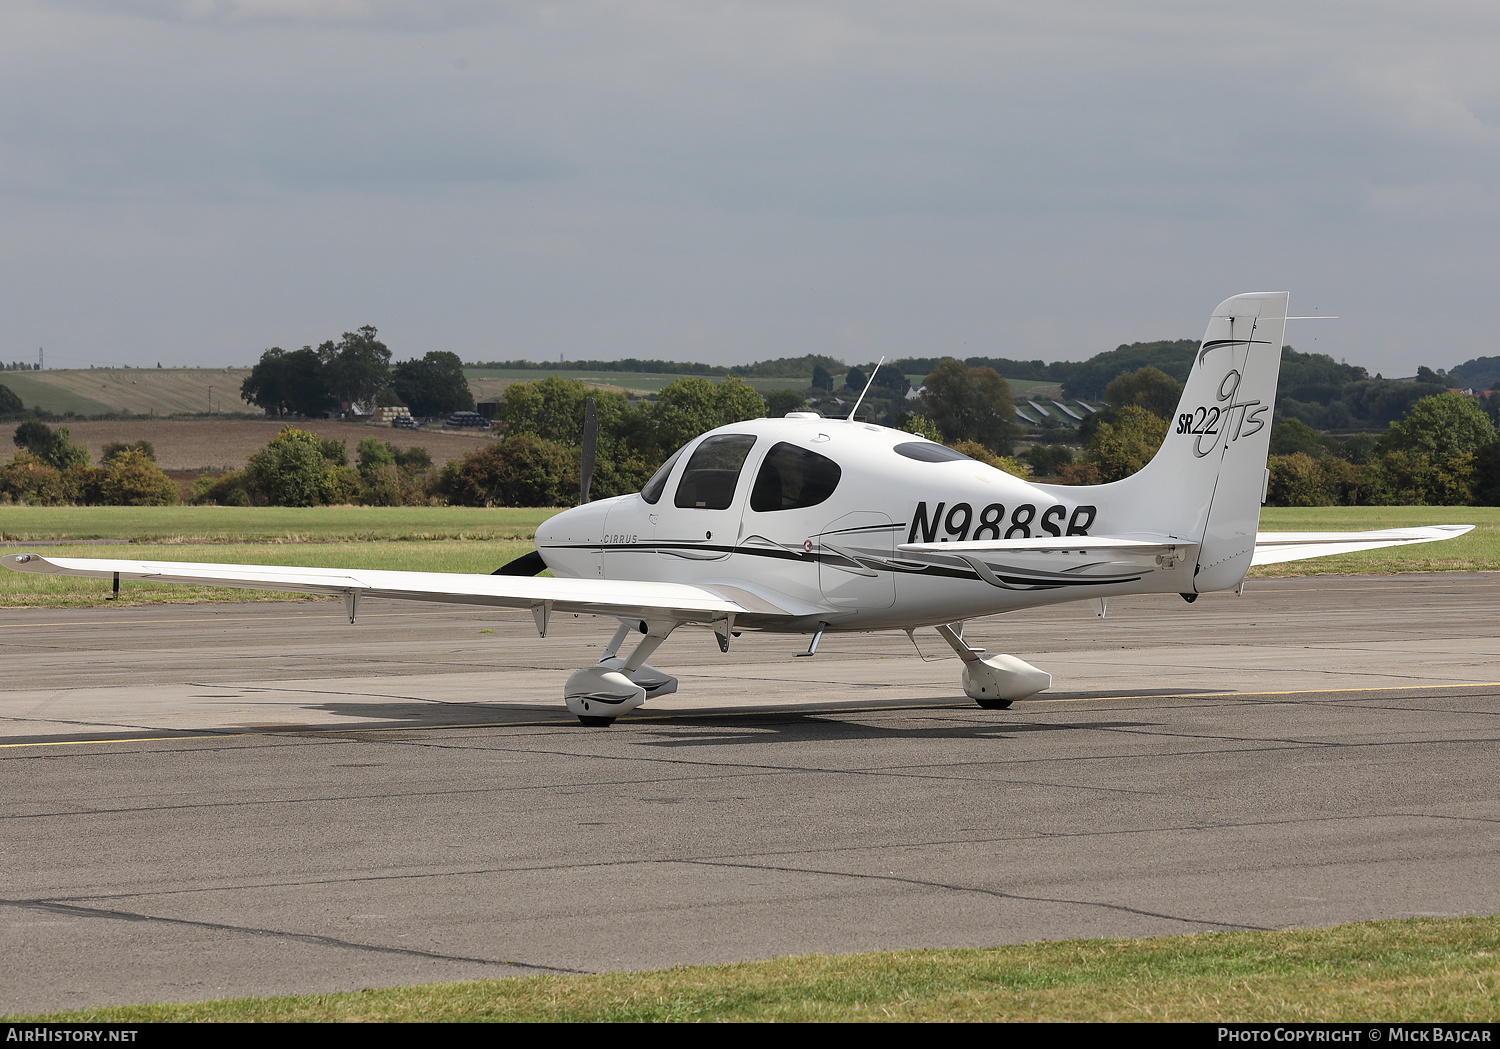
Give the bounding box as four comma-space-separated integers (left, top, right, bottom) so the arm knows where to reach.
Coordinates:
847, 356, 885, 422
579, 397, 597, 505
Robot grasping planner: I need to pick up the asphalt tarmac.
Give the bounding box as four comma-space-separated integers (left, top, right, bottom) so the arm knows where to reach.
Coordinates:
3, 573, 1499, 1013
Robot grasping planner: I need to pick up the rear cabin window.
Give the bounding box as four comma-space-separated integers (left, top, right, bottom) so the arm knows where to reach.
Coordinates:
674, 434, 757, 510
749, 442, 842, 512
893, 441, 974, 463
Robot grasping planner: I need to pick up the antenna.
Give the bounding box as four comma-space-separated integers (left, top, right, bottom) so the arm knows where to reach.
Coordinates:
847, 356, 885, 422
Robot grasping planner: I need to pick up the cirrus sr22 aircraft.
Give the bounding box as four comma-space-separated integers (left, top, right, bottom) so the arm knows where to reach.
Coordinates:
3, 293, 1472, 724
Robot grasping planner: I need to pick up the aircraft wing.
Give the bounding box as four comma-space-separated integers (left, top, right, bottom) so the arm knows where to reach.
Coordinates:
0, 553, 809, 627
1249, 525, 1473, 566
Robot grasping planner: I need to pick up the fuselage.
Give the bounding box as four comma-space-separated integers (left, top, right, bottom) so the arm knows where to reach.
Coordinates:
535, 416, 1188, 633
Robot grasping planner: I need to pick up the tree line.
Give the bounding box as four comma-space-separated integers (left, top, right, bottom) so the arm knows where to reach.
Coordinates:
2, 421, 177, 505
1049, 363, 1500, 507
241, 327, 474, 418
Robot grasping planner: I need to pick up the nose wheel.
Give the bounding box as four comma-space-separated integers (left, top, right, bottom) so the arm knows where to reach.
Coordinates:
576, 715, 615, 727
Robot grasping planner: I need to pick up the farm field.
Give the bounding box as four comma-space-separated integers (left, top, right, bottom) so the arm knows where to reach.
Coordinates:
0, 364, 1061, 425
20, 916, 1500, 1022
462, 367, 928, 400
0, 367, 255, 416
33, 418, 495, 471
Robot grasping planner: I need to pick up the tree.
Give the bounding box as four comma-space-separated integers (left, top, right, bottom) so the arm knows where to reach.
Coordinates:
392, 351, 474, 417
918, 360, 1018, 454
763, 389, 806, 417
322, 326, 392, 407
103, 440, 156, 463
241, 347, 336, 417
243, 427, 357, 506
1266, 452, 1331, 507
0, 452, 66, 505
96, 449, 177, 506
1074, 405, 1167, 482
641, 377, 766, 460
950, 440, 1032, 479
1269, 419, 1324, 458
12, 421, 88, 471
1103, 366, 1182, 420
811, 365, 833, 391
1379, 392, 1495, 461
0, 383, 22, 416
495, 378, 651, 499
896, 413, 942, 442
356, 436, 396, 475
439, 435, 575, 507
845, 367, 867, 392
873, 366, 909, 393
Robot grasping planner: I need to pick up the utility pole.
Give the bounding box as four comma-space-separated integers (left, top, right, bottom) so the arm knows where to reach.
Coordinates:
38, 347, 42, 370
207, 385, 213, 415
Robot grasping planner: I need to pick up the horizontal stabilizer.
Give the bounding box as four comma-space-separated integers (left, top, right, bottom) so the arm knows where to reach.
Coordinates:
900, 535, 1195, 556
1251, 525, 1473, 566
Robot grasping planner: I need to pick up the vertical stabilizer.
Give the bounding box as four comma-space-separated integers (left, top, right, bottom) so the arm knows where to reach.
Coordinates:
1036, 292, 1288, 592
1187, 293, 1288, 590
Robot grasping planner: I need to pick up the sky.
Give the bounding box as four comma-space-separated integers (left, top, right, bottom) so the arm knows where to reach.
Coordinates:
1, 1, 1497, 375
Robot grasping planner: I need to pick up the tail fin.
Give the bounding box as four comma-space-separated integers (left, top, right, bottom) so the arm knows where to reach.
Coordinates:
1040, 292, 1289, 592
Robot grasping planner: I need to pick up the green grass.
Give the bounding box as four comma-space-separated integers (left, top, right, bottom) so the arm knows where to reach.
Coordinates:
1253, 506, 1500, 576
0, 505, 560, 543
15, 917, 1500, 1022
0, 540, 540, 606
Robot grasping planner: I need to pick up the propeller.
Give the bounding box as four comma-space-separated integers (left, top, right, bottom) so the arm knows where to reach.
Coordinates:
494, 550, 547, 576
492, 397, 597, 578
580, 396, 597, 506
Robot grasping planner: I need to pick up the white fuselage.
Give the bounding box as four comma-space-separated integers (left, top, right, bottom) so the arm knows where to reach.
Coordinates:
535, 417, 1194, 633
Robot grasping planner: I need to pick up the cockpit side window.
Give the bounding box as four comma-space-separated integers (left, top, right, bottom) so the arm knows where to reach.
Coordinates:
673, 434, 757, 510
640, 445, 685, 505
749, 442, 842, 512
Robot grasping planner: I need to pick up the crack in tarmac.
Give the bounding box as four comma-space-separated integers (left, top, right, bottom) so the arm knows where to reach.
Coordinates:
0, 897, 582, 974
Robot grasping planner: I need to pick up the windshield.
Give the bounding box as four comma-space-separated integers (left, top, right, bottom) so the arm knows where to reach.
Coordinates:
640, 445, 686, 505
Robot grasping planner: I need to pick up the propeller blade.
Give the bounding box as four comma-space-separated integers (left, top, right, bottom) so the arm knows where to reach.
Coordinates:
493, 551, 547, 576
580, 397, 598, 505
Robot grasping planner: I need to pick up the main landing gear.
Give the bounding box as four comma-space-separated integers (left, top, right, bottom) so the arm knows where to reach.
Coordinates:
564, 620, 680, 726
933, 622, 1052, 710
562, 619, 1052, 725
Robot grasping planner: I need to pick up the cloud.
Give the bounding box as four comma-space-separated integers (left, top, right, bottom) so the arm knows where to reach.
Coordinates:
1, 1, 1498, 371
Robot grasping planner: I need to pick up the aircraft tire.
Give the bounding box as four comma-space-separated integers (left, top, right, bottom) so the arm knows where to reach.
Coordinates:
974, 698, 1013, 710
576, 715, 615, 726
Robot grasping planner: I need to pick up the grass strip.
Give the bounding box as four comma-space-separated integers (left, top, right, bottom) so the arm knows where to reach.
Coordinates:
0, 505, 560, 543
2, 506, 1496, 608
16, 916, 1500, 1023
0, 541, 540, 607
1251, 506, 1500, 576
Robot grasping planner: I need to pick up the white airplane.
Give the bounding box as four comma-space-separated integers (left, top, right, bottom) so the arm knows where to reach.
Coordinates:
3, 293, 1472, 725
